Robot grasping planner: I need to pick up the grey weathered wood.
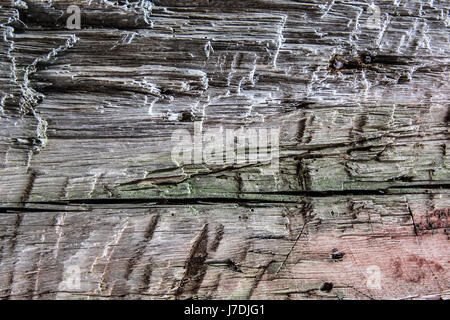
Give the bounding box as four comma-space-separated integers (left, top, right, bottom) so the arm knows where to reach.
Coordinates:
0, 0, 448, 299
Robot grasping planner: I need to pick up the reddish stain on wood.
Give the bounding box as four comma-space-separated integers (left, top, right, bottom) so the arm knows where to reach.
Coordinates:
415, 208, 449, 234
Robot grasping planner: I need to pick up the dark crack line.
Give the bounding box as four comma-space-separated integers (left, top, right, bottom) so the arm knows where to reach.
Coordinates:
275, 219, 309, 276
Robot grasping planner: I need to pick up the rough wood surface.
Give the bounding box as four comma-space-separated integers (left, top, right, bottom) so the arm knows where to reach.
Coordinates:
0, 0, 448, 300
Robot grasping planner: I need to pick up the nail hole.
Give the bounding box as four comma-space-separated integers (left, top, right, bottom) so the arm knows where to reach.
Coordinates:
329, 57, 346, 72
360, 54, 373, 64
333, 60, 343, 69
320, 282, 334, 292
330, 248, 345, 260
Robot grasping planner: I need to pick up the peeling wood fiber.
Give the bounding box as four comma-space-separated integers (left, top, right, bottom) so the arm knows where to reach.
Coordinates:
0, 0, 449, 300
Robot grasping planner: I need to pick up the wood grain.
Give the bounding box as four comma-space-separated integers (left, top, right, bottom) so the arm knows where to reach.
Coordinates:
0, 0, 448, 299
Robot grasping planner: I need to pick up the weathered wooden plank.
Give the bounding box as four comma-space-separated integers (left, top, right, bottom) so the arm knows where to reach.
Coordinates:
0, 0, 448, 300
0, 193, 448, 299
